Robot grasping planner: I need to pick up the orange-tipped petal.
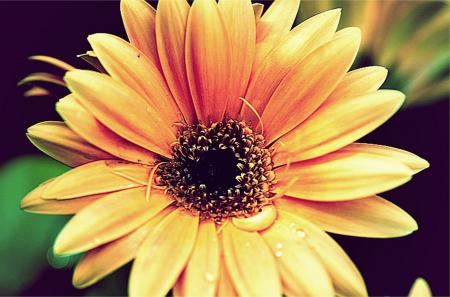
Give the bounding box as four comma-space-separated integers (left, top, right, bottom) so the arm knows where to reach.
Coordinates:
340, 143, 429, 174
261, 28, 361, 143
277, 210, 368, 297
120, 0, 159, 66
275, 147, 414, 201
222, 223, 281, 297
277, 196, 418, 238
27, 121, 113, 167
244, 9, 340, 122
43, 160, 149, 199
54, 188, 172, 255
72, 208, 171, 288
56, 95, 157, 165
87, 34, 182, 125
64, 70, 176, 158
274, 90, 405, 164
326, 66, 388, 104
219, 0, 256, 118
129, 209, 199, 297
185, 0, 232, 123
156, 0, 196, 124
21, 180, 103, 215
174, 221, 219, 297
261, 220, 334, 297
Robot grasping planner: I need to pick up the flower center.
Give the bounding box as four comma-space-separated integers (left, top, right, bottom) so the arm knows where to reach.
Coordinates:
157, 119, 276, 221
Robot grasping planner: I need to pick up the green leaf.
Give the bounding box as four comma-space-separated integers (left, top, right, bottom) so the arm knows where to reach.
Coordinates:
0, 155, 69, 294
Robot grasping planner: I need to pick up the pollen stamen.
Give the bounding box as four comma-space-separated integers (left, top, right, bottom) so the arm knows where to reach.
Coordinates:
157, 119, 276, 221
239, 97, 264, 135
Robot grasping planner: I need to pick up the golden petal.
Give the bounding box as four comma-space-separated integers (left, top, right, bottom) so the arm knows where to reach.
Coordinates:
274, 90, 405, 164
261, 220, 334, 297
244, 9, 340, 123
277, 196, 418, 238
219, 0, 256, 118
185, 0, 232, 123
87, 34, 182, 125
57, 95, 157, 165
54, 188, 172, 255
222, 223, 281, 297
277, 210, 367, 297
261, 28, 361, 143
275, 147, 414, 201
120, 0, 159, 66
43, 160, 149, 199
72, 208, 171, 288
173, 221, 219, 297
64, 70, 176, 157
156, 0, 197, 124
129, 209, 199, 297
27, 121, 113, 167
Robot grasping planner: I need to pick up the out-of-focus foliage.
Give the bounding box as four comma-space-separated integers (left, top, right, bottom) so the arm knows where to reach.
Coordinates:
299, 0, 450, 106
0, 156, 68, 294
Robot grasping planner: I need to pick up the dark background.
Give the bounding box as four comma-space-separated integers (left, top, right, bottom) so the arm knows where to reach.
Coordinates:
0, 1, 448, 296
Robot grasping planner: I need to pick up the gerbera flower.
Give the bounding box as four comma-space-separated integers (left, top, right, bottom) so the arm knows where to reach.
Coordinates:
20, 0, 429, 296
299, 0, 450, 106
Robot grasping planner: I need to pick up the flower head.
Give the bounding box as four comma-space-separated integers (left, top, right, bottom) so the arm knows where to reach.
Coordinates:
21, 0, 429, 296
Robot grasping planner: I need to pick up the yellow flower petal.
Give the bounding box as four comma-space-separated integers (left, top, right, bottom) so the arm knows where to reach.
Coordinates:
72, 208, 172, 288
277, 196, 418, 238
326, 66, 388, 104
219, 0, 255, 118
261, 220, 334, 297
261, 28, 361, 143
222, 223, 281, 297
340, 143, 429, 174
173, 221, 219, 297
29, 55, 75, 71
156, 0, 196, 124
54, 188, 172, 255
43, 160, 149, 199
21, 179, 102, 215
275, 147, 414, 201
27, 121, 113, 167
185, 0, 232, 123
56, 95, 157, 165
120, 0, 159, 66
129, 209, 199, 297
277, 210, 367, 297
408, 278, 432, 297
216, 246, 238, 297
64, 70, 176, 158
255, 0, 300, 64
88, 33, 182, 125
274, 90, 405, 164
18, 72, 65, 87
244, 9, 340, 122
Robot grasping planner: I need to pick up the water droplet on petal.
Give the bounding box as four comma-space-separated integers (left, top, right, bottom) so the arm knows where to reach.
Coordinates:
232, 205, 277, 231
296, 229, 306, 238
204, 272, 216, 282
245, 241, 251, 248
275, 250, 283, 257
275, 242, 283, 249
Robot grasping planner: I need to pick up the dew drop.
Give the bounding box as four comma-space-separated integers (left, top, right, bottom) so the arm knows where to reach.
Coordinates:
275, 250, 283, 257
204, 272, 216, 282
275, 242, 283, 249
289, 223, 296, 229
296, 229, 306, 238
245, 241, 251, 248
